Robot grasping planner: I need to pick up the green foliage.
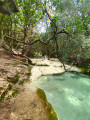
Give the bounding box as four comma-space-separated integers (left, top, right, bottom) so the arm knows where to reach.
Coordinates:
0, 0, 89, 71
14, 0, 43, 27
0, 0, 18, 15
51, 16, 58, 27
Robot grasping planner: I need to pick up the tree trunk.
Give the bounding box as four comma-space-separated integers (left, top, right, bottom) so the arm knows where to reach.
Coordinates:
27, 18, 33, 57
55, 38, 66, 71
22, 25, 27, 55
55, 38, 59, 58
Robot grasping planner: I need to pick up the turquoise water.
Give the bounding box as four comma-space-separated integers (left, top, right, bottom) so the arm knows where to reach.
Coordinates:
34, 72, 90, 120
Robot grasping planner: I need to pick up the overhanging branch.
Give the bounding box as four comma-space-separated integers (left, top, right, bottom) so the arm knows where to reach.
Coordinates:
5, 29, 70, 46
5, 35, 53, 45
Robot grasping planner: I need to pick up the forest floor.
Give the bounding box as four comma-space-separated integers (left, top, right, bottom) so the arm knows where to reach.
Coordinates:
0, 48, 81, 120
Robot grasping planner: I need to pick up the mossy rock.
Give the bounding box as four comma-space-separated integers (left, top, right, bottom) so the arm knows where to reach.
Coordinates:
37, 88, 58, 120
6, 74, 20, 84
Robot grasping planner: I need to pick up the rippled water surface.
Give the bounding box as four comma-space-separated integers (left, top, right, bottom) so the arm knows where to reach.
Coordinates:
34, 72, 90, 120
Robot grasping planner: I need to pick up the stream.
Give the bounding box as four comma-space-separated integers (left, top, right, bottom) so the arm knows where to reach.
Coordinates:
33, 72, 90, 120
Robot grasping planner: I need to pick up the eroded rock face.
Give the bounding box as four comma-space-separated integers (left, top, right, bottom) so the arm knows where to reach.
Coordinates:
30, 58, 81, 82
30, 58, 65, 81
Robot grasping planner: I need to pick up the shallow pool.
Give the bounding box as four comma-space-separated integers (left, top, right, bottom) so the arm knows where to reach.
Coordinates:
34, 72, 90, 120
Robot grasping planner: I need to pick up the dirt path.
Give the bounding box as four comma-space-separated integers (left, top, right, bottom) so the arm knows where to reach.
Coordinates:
10, 90, 48, 120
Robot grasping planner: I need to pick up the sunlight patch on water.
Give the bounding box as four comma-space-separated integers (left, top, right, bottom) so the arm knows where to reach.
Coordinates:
80, 78, 90, 86
67, 96, 81, 106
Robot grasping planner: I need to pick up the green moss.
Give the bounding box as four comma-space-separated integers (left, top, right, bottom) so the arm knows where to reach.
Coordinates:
0, 96, 2, 101
75, 65, 90, 75
12, 61, 20, 66
37, 88, 58, 120
18, 79, 29, 85
25, 67, 32, 77
18, 79, 25, 85
0, 87, 4, 91
80, 67, 90, 75
0, 84, 12, 101
21, 59, 27, 62
11, 89, 19, 97
20, 62, 29, 66
12, 61, 29, 67
5, 63, 10, 66
6, 74, 20, 84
